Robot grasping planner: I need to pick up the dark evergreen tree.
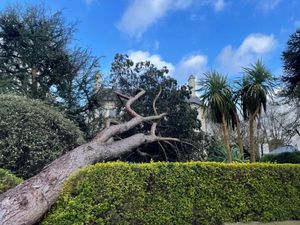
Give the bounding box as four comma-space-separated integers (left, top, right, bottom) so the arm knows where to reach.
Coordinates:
0, 4, 103, 138
110, 54, 206, 161
282, 29, 300, 102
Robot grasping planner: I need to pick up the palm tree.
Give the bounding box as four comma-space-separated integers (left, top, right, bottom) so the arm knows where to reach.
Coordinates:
231, 93, 244, 159
239, 60, 275, 162
198, 71, 236, 163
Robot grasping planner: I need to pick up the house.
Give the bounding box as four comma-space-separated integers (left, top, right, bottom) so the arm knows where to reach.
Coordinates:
186, 75, 207, 132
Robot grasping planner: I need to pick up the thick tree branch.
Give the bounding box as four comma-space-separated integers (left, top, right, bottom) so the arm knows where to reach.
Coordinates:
113, 91, 130, 100
93, 113, 167, 143
115, 88, 145, 117
151, 87, 162, 136
94, 88, 166, 143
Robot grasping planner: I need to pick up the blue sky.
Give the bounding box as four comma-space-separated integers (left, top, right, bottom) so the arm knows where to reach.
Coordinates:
0, 0, 299, 84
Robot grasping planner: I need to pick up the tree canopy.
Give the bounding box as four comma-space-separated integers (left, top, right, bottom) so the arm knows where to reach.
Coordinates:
0, 4, 103, 138
282, 29, 300, 102
110, 54, 205, 161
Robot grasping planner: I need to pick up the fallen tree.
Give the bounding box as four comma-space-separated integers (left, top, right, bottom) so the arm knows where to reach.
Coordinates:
0, 88, 184, 225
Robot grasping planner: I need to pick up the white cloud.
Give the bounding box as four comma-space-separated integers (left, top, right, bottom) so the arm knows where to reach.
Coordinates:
128, 50, 175, 74
255, 0, 281, 12
116, 0, 194, 38
174, 54, 208, 83
213, 0, 225, 12
217, 33, 277, 74
117, 0, 226, 38
84, 0, 96, 5
127, 51, 208, 84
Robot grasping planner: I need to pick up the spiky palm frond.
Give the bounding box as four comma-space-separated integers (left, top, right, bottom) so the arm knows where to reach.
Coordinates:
198, 71, 236, 127
239, 60, 275, 120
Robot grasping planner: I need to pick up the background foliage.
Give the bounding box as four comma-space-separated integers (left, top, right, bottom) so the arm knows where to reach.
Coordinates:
0, 168, 22, 193
110, 54, 204, 162
207, 144, 244, 162
282, 29, 300, 103
43, 162, 300, 225
261, 152, 300, 164
0, 95, 84, 178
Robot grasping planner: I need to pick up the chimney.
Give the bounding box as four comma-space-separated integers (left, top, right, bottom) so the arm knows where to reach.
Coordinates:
188, 75, 196, 97
95, 72, 101, 92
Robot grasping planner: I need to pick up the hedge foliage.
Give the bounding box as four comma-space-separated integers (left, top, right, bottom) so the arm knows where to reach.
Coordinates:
0, 168, 22, 193
43, 162, 300, 225
261, 152, 300, 164
0, 95, 84, 178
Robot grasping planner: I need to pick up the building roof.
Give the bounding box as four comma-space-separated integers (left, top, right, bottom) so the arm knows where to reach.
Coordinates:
270, 145, 298, 154
186, 96, 202, 105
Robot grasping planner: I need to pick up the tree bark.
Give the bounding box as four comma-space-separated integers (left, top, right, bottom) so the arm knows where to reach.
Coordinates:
249, 106, 260, 163
234, 111, 244, 159
236, 119, 244, 159
249, 115, 256, 163
0, 88, 181, 225
222, 114, 232, 163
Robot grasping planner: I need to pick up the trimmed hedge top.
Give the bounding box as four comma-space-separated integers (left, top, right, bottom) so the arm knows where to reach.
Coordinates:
0, 168, 22, 193
43, 162, 300, 225
261, 152, 300, 164
0, 95, 84, 178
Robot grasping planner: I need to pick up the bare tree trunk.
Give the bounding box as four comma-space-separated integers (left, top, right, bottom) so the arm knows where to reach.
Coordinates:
222, 114, 232, 163
234, 112, 244, 159
255, 119, 261, 161
249, 106, 260, 163
0, 89, 182, 225
249, 115, 256, 163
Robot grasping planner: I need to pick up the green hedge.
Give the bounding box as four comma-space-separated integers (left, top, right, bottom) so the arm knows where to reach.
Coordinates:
0, 168, 22, 194
42, 162, 300, 225
0, 95, 84, 178
261, 152, 300, 164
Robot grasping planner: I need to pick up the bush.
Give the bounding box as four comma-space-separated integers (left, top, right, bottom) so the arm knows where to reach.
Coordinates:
43, 162, 300, 225
0, 168, 22, 193
0, 95, 84, 178
208, 144, 243, 162
261, 152, 300, 164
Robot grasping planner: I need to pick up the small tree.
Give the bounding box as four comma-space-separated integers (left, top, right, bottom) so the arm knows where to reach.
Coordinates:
260, 96, 300, 151
198, 71, 236, 163
239, 60, 275, 162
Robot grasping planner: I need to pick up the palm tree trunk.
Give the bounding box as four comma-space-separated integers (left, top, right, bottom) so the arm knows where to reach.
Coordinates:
249, 106, 261, 163
249, 115, 256, 162
234, 112, 244, 159
222, 114, 232, 163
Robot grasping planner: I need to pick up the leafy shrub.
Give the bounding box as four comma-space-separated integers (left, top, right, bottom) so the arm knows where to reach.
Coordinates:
261, 152, 300, 164
43, 162, 300, 225
0, 95, 84, 178
261, 154, 278, 162
0, 168, 22, 193
208, 144, 243, 162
